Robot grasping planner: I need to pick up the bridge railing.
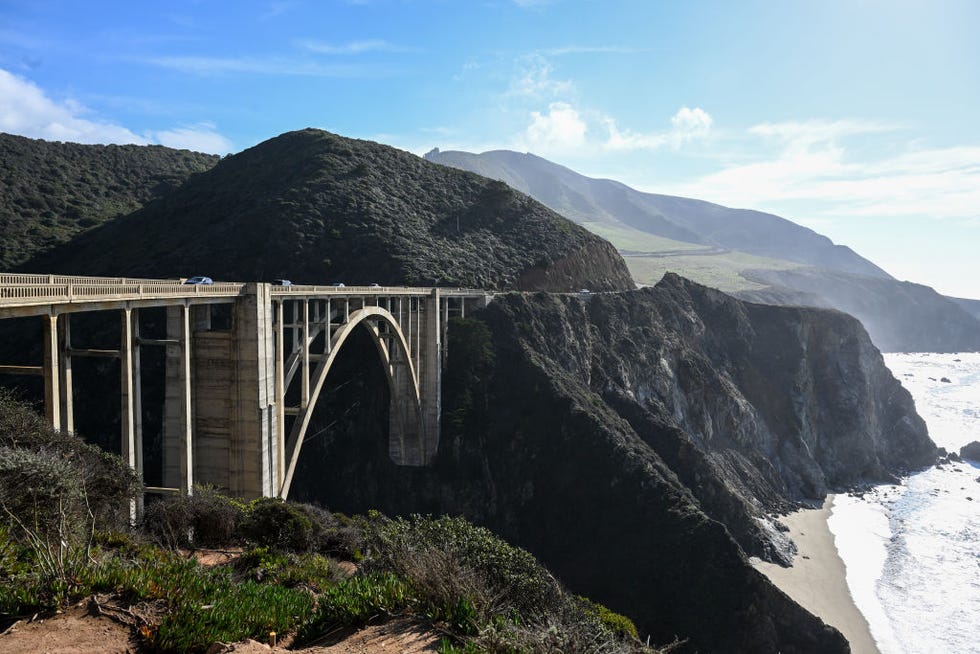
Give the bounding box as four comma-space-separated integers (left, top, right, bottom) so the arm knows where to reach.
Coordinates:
0, 282, 246, 304
270, 285, 490, 298
0, 273, 182, 286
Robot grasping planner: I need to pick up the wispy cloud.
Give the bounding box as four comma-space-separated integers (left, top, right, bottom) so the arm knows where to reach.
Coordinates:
661, 119, 980, 222
0, 68, 232, 153
507, 56, 574, 98
513, 0, 557, 8
604, 106, 713, 151
541, 45, 651, 56
145, 55, 389, 77
295, 38, 410, 55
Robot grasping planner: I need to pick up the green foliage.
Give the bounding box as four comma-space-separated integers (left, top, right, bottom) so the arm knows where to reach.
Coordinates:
0, 133, 219, 269
24, 128, 631, 293
154, 580, 314, 653
239, 497, 315, 552
578, 596, 640, 641
236, 546, 341, 591
443, 318, 496, 437
295, 573, 412, 644
0, 390, 141, 600
364, 514, 561, 617
0, 389, 142, 534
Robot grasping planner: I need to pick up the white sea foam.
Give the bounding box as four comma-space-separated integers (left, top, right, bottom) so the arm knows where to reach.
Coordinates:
829, 353, 980, 654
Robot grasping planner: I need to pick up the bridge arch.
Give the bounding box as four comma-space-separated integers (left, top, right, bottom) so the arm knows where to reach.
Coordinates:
279, 305, 423, 498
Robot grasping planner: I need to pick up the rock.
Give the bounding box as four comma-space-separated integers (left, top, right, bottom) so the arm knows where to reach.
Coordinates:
941, 377, 952, 383
960, 441, 980, 462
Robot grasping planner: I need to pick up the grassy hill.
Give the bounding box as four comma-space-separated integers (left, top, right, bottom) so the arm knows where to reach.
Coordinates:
0, 132, 219, 270
425, 148, 889, 279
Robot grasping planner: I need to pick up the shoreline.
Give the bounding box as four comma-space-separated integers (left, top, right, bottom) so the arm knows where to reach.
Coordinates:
752, 496, 881, 654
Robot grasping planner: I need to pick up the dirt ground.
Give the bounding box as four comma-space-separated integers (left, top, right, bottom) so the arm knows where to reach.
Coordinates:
0, 548, 441, 654
0, 604, 441, 654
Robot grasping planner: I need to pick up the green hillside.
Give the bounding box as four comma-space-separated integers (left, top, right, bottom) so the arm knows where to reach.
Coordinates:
0, 133, 219, 270
25, 129, 633, 292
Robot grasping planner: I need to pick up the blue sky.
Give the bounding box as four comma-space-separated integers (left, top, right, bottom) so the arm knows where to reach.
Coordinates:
1, 0, 979, 299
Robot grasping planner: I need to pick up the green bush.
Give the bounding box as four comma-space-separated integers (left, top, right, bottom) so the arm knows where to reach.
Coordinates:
0, 389, 141, 535
364, 514, 562, 619
236, 546, 341, 591
142, 485, 245, 549
238, 498, 354, 554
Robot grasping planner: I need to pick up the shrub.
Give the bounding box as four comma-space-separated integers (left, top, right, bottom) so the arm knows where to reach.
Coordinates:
0, 389, 141, 535
239, 498, 354, 554
364, 514, 562, 619
141, 485, 245, 549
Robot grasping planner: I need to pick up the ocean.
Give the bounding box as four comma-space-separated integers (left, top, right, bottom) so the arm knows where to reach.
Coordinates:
829, 352, 980, 654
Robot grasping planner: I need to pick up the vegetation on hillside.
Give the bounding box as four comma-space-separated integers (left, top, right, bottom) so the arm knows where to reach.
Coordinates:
24, 129, 634, 291
0, 390, 657, 653
0, 133, 219, 270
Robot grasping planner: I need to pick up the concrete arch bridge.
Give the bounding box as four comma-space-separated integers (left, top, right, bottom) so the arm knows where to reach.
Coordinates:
0, 274, 490, 500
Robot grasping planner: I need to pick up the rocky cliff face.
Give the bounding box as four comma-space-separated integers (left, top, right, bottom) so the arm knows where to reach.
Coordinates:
287, 274, 935, 652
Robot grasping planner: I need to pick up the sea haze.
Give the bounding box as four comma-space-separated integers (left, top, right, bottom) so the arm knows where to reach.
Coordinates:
830, 352, 980, 654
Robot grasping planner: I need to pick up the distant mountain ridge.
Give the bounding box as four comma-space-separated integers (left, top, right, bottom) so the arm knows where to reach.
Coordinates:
426, 147, 980, 352
425, 148, 891, 278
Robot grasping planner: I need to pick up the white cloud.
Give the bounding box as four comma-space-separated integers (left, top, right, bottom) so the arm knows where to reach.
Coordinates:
603, 106, 713, 151
0, 68, 145, 144
0, 68, 232, 153
661, 118, 980, 222
671, 106, 713, 141
150, 123, 233, 153
524, 102, 587, 152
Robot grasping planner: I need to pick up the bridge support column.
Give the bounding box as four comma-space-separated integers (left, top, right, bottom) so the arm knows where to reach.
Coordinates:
120, 307, 143, 518
228, 283, 277, 499
163, 304, 193, 494
58, 314, 74, 432
274, 300, 285, 491
42, 314, 61, 430
419, 290, 442, 463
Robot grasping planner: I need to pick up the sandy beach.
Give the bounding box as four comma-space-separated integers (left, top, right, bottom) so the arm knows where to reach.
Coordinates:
752, 496, 880, 654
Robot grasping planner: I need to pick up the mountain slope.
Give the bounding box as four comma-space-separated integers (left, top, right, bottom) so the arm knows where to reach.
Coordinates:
426, 148, 980, 352
425, 148, 889, 278
0, 132, 219, 269
24, 130, 632, 292
739, 268, 980, 352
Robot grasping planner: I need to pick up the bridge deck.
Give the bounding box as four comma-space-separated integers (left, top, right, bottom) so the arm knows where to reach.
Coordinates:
0, 275, 490, 318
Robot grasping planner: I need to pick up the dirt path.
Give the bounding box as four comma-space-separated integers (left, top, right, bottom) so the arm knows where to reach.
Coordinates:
0, 602, 441, 654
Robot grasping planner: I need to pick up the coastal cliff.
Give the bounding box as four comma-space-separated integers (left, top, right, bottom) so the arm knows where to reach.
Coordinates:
287, 274, 935, 652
